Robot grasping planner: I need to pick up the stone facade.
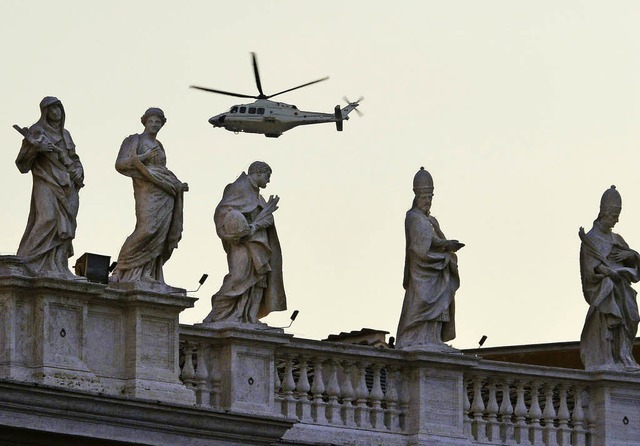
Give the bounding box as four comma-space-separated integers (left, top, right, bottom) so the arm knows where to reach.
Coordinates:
1, 262, 640, 445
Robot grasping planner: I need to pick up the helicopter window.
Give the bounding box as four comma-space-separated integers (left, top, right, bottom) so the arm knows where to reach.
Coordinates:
230, 106, 238, 113
248, 107, 256, 114
257, 107, 265, 114
240, 106, 246, 113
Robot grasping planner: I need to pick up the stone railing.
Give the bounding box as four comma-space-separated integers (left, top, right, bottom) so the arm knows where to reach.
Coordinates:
463, 362, 594, 446
178, 325, 640, 446
272, 338, 408, 433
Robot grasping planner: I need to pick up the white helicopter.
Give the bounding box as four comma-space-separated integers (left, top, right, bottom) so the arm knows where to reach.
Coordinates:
190, 53, 361, 138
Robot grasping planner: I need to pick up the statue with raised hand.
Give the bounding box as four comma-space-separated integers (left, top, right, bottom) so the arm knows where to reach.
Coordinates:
579, 185, 640, 371
13, 97, 84, 278
204, 161, 286, 325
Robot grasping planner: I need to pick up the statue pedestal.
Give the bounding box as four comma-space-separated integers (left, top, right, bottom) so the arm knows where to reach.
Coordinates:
191, 323, 291, 415
0, 258, 196, 404
589, 371, 640, 446
403, 350, 477, 446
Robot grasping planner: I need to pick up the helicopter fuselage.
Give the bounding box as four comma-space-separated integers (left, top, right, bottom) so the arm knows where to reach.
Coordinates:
208, 99, 346, 138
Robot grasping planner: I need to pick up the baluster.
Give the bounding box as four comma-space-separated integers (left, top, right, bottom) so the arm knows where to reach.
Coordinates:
528, 381, 543, 445
462, 377, 472, 439
585, 390, 596, 445
513, 380, 531, 446
281, 355, 297, 418
470, 375, 488, 442
369, 363, 385, 429
180, 342, 195, 387
341, 360, 357, 427
194, 343, 210, 406
499, 378, 514, 443
486, 379, 500, 441
325, 359, 342, 425
542, 382, 559, 446
311, 357, 328, 424
556, 384, 571, 446
296, 355, 312, 421
571, 386, 586, 446
209, 347, 222, 408
274, 355, 282, 390
398, 368, 410, 431
384, 366, 400, 431
354, 361, 372, 428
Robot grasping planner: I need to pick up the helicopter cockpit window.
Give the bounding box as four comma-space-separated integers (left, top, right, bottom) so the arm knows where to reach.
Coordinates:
230, 106, 238, 113
239, 106, 246, 113
248, 107, 256, 114
292, 105, 298, 110
257, 108, 265, 114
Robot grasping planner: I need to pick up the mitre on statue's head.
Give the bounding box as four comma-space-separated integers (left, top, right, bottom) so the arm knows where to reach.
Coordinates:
413, 166, 434, 195
600, 185, 622, 214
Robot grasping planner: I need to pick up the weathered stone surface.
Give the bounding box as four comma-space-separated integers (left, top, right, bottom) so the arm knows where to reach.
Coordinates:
0, 264, 195, 403
13, 97, 84, 279
396, 167, 464, 350
579, 185, 640, 372
0, 380, 294, 446
111, 108, 188, 290
204, 161, 286, 324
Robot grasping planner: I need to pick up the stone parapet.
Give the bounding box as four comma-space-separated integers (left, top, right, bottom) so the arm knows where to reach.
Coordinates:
0, 257, 196, 404
0, 380, 293, 446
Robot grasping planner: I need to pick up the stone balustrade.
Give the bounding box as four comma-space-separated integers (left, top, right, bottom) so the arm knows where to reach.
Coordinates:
178, 325, 640, 446
272, 339, 408, 432
463, 362, 594, 445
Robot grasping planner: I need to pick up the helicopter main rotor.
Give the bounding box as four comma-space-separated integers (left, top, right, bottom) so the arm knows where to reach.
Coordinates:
190, 52, 329, 101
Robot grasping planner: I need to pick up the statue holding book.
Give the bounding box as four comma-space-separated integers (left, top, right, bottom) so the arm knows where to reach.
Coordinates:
579, 185, 640, 371
204, 161, 286, 324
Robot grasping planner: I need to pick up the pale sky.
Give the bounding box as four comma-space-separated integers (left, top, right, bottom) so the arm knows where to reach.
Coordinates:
2, 1, 640, 349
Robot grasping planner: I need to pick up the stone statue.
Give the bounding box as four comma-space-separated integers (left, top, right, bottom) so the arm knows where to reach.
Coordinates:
111, 108, 188, 287
204, 161, 286, 324
579, 185, 640, 371
13, 96, 84, 278
396, 167, 464, 349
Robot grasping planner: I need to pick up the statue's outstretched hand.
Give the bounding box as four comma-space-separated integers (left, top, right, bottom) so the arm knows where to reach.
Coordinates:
446, 240, 465, 252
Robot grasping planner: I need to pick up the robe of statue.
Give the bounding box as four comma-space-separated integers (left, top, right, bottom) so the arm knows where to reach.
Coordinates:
579, 224, 640, 370
15, 97, 84, 276
204, 172, 286, 323
111, 134, 184, 284
396, 207, 458, 347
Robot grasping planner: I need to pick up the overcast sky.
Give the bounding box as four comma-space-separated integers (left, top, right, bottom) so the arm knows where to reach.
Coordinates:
2, 1, 640, 349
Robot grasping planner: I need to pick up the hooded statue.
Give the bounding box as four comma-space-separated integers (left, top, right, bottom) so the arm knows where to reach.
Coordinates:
579, 185, 640, 371
204, 162, 286, 324
396, 167, 464, 349
15, 96, 84, 277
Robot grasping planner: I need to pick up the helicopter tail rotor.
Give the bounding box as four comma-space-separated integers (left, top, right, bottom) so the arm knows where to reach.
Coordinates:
343, 96, 364, 117
336, 96, 362, 127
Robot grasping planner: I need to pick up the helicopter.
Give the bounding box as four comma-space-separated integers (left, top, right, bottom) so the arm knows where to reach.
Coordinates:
190, 53, 361, 138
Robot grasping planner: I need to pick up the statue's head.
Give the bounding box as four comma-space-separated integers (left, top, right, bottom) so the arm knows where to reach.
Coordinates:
141, 108, 166, 124
39, 96, 64, 127
248, 161, 272, 189
141, 107, 166, 135
597, 185, 622, 230
413, 166, 434, 214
